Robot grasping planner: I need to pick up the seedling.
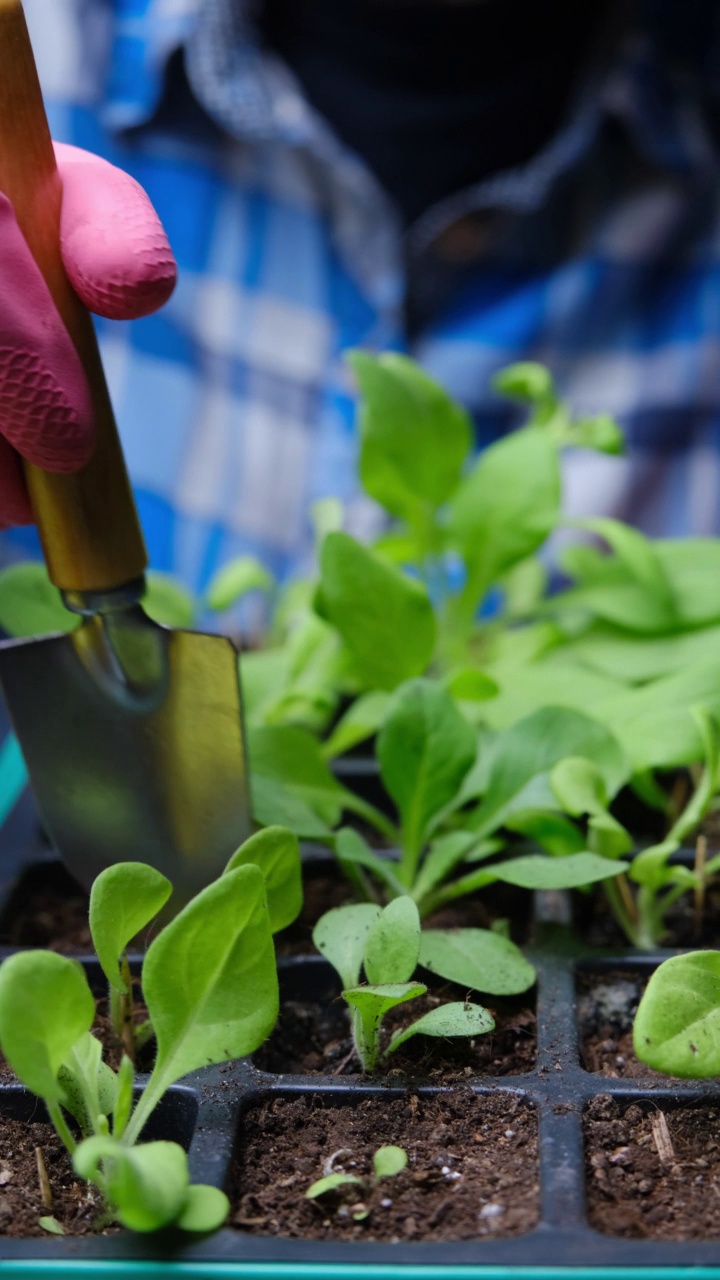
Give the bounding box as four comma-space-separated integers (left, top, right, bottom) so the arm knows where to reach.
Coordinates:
313, 896, 494, 1071
633, 950, 720, 1077
551, 705, 720, 948
0, 849, 287, 1234
90, 826, 302, 1059
306, 1144, 408, 1220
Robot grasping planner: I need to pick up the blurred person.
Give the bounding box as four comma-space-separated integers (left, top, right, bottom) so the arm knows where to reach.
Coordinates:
1, 0, 720, 598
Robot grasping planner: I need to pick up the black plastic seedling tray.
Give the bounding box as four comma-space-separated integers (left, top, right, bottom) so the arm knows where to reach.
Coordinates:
1, 845, 720, 1277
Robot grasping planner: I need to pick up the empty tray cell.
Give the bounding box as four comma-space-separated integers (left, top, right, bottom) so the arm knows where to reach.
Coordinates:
584, 1093, 720, 1239
229, 1087, 539, 1241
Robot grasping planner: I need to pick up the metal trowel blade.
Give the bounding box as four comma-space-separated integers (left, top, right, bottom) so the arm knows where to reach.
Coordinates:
0, 604, 250, 898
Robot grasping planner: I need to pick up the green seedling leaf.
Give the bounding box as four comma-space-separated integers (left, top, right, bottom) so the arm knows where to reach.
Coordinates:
38, 1216, 65, 1235
0, 951, 94, 1100
344, 982, 426, 1029
444, 669, 498, 703
388, 1001, 495, 1055
492, 361, 554, 404
58, 1032, 117, 1133
306, 1172, 363, 1199
0, 562, 78, 636
550, 757, 608, 816
576, 517, 676, 612
373, 1146, 407, 1178
142, 572, 195, 628
418, 929, 535, 996
447, 426, 560, 603
74, 1136, 189, 1232
597, 658, 720, 771
569, 414, 624, 454
558, 622, 720, 684
133, 865, 278, 1137
316, 533, 436, 691
349, 350, 471, 520
489, 852, 629, 890
113, 1055, 134, 1141
313, 903, 381, 989
504, 810, 586, 857
363, 897, 421, 985
655, 538, 720, 628
248, 725, 350, 825
464, 707, 628, 836
251, 774, 331, 839
176, 1184, 230, 1233
321, 691, 391, 760
633, 952, 720, 1077
378, 679, 476, 860
89, 862, 172, 992
334, 828, 406, 899
412, 832, 481, 905
225, 826, 302, 934
205, 556, 273, 612
478, 659, 624, 732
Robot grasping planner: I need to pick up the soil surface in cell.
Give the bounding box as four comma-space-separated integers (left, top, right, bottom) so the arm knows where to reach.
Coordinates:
585, 1094, 720, 1238
253, 980, 536, 1079
231, 1089, 539, 1240
578, 970, 658, 1079
577, 970, 678, 1080
0, 1115, 107, 1237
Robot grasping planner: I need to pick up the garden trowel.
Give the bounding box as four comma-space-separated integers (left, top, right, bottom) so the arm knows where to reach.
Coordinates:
0, 0, 251, 898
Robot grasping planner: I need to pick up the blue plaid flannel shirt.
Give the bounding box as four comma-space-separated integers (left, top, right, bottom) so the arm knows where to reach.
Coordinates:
5, 0, 720, 600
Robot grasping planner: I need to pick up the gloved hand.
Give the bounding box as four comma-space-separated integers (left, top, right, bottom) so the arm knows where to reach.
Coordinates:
0, 143, 176, 528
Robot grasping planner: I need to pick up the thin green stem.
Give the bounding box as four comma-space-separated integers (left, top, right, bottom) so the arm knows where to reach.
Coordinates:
46, 1101, 77, 1157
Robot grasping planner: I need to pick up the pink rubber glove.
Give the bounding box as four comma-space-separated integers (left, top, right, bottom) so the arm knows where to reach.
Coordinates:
0, 143, 177, 528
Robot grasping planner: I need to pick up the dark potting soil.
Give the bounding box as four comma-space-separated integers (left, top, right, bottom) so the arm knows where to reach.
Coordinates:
254, 981, 536, 1079
0, 1115, 105, 1237
231, 1090, 539, 1241
576, 970, 675, 1080
585, 1094, 720, 1239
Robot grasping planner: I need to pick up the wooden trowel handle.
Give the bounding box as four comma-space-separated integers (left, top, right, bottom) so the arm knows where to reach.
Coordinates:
0, 0, 147, 594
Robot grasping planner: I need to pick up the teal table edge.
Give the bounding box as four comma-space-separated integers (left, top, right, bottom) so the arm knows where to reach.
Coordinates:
3, 1266, 720, 1279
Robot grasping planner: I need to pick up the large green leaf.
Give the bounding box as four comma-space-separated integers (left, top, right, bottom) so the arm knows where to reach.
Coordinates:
487, 852, 629, 890
89, 863, 172, 992
595, 658, 720, 770
225, 826, 302, 934
633, 952, 720, 1077
248, 725, 350, 825
387, 1002, 495, 1055
447, 425, 560, 601
478, 660, 624, 732
463, 707, 628, 836
316, 533, 436, 690
350, 350, 471, 520
555, 622, 720, 684
313, 903, 382, 989
418, 928, 535, 995
363, 897, 421, 985
131, 865, 278, 1138
377, 679, 477, 858
0, 951, 94, 1100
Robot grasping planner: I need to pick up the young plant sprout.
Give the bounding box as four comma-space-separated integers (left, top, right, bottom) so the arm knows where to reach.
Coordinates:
633, 950, 720, 1077
0, 827, 301, 1235
552, 705, 720, 949
306, 1145, 407, 1221
313, 896, 494, 1071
